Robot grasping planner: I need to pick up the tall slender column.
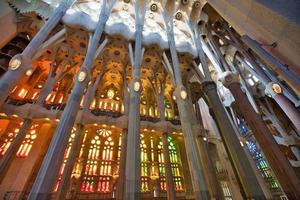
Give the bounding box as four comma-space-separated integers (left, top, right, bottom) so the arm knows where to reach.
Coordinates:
161, 133, 176, 200
194, 102, 223, 200
28, 2, 114, 199
0, 0, 76, 106
124, 2, 147, 199
54, 124, 84, 200
220, 72, 300, 199
116, 129, 128, 200
164, 16, 209, 199
193, 27, 265, 198
0, 118, 32, 183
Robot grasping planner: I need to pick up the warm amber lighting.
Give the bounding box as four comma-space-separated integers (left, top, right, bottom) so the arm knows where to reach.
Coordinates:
18, 88, 27, 98
133, 81, 141, 92
180, 90, 187, 100
272, 83, 282, 94
25, 69, 33, 76
107, 89, 115, 99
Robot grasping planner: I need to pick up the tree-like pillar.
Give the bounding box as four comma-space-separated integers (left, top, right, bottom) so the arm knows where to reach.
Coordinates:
194, 102, 223, 200
116, 128, 128, 200
27, 2, 114, 199
265, 82, 300, 131
194, 25, 265, 199
161, 132, 176, 200
0, 118, 32, 183
201, 80, 265, 199
164, 15, 209, 200
0, 0, 76, 106
220, 72, 300, 199
124, 1, 147, 199
54, 124, 84, 200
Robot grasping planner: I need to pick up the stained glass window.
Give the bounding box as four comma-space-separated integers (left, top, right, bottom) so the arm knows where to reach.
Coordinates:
246, 140, 279, 190
156, 136, 184, 191
141, 139, 149, 192
54, 127, 76, 192
81, 128, 118, 193
0, 122, 38, 157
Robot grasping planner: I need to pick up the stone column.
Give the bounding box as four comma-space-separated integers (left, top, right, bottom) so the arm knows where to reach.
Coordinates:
54, 124, 84, 200
0, 118, 32, 183
194, 25, 265, 198
124, 2, 147, 199
265, 82, 300, 132
201, 80, 265, 199
116, 128, 128, 200
28, 2, 113, 199
0, 0, 76, 107
194, 102, 223, 200
161, 132, 176, 200
220, 72, 300, 199
164, 17, 209, 199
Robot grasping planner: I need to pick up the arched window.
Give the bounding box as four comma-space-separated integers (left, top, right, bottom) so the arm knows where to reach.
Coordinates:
98, 136, 114, 192
81, 128, 118, 193
0, 122, 38, 157
54, 127, 77, 192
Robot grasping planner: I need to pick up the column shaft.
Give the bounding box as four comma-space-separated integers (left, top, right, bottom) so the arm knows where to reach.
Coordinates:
54, 124, 84, 200
28, 4, 111, 199
228, 82, 300, 199
162, 133, 176, 200
0, 118, 31, 183
0, 0, 75, 106
125, 24, 143, 199
116, 129, 128, 200
202, 81, 265, 199
194, 102, 223, 200
165, 20, 209, 199
273, 93, 300, 131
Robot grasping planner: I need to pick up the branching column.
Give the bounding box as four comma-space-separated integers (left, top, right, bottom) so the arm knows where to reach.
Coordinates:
164, 18, 209, 199
124, 2, 146, 198
161, 132, 176, 200
193, 27, 265, 199
220, 72, 300, 198
0, 118, 32, 182
27, 2, 113, 199
0, 0, 76, 106
194, 102, 223, 199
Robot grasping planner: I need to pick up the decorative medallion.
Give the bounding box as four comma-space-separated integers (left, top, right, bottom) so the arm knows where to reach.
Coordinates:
78, 71, 87, 82
9, 55, 22, 70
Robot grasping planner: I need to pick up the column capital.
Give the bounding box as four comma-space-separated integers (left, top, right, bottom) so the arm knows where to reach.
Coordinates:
200, 80, 217, 93
265, 82, 282, 98
218, 71, 240, 88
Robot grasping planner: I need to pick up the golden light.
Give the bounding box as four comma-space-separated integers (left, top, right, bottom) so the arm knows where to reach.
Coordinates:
180, 90, 187, 100
25, 69, 33, 76
133, 81, 141, 92
272, 83, 282, 94
107, 89, 115, 99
